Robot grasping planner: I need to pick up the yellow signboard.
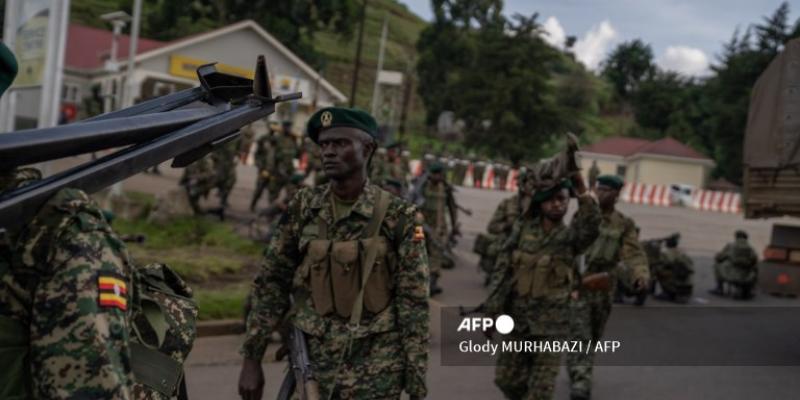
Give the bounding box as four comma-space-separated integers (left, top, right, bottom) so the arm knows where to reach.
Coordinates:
169, 55, 254, 80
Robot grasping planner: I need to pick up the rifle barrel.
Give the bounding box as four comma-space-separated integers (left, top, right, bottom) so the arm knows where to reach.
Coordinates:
0, 108, 222, 169
84, 86, 207, 122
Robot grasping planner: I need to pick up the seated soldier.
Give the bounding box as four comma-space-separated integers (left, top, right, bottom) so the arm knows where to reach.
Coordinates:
710, 230, 758, 300
655, 234, 694, 304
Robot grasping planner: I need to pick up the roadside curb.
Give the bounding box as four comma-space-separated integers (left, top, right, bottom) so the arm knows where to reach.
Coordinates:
197, 319, 245, 337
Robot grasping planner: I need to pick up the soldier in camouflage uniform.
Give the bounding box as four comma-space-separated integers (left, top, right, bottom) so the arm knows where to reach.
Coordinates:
655, 235, 694, 303
416, 161, 459, 295
567, 175, 650, 400
250, 124, 298, 211
476, 171, 533, 285
180, 154, 216, 215
0, 46, 197, 399
587, 160, 600, 192
239, 107, 429, 400
710, 230, 758, 299
211, 139, 239, 211
486, 172, 599, 400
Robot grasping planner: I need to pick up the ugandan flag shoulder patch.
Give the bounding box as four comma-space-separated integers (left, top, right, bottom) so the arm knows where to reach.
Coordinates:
98, 272, 128, 311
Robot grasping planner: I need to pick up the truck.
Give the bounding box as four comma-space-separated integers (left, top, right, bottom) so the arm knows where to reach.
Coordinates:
743, 37, 800, 296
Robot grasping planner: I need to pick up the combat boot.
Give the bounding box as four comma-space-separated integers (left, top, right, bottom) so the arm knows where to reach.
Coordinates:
430, 276, 443, 296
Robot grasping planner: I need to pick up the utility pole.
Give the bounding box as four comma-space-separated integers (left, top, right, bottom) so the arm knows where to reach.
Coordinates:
349, 0, 368, 107
124, 0, 142, 108
370, 13, 389, 117
398, 60, 414, 141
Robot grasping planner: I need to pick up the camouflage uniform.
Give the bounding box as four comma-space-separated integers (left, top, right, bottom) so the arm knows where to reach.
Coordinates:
369, 148, 389, 183
0, 187, 197, 399
419, 179, 458, 280
451, 159, 467, 187
251, 132, 298, 210
180, 155, 216, 215
656, 247, 694, 303
713, 238, 758, 289
587, 162, 600, 190
479, 194, 524, 277
211, 139, 239, 209
242, 182, 429, 399
567, 209, 649, 399
486, 193, 600, 400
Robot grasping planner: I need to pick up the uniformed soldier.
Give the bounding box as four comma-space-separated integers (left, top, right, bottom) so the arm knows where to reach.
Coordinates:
180, 154, 216, 215
495, 162, 510, 191
239, 107, 429, 400
567, 175, 650, 400
451, 158, 468, 187
486, 173, 600, 400
473, 159, 486, 188
211, 139, 239, 212
655, 234, 694, 303
369, 146, 389, 183
0, 45, 197, 400
303, 136, 326, 186
250, 123, 298, 211
476, 170, 533, 286
417, 161, 459, 295
710, 230, 758, 299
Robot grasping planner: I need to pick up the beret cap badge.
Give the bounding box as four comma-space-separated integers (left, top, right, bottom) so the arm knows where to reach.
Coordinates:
321, 111, 333, 127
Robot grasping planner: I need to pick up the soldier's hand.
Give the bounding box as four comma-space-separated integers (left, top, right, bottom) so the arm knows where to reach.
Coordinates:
238, 358, 265, 400
572, 173, 588, 196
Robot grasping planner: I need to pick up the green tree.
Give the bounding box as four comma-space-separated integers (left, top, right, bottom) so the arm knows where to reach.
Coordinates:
601, 39, 655, 102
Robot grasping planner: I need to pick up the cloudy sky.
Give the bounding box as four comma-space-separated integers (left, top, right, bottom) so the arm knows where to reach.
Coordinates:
400, 0, 797, 76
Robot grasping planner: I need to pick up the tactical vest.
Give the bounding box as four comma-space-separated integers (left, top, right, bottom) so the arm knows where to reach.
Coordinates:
0, 260, 197, 399
295, 190, 396, 323
730, 241, 756, 270
586, 222, 625, 271
511, 249, 574, 299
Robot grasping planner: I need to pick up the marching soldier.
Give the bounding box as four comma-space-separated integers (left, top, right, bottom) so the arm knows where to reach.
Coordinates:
211, 139, 239, 212
476, 171, 533, 286
415, 161, 459, 295
180, 154, 216, 215
239, 107, 429, 400
567, 175, 650, 400
486, 172, 600, 400
250, 122, 298, 211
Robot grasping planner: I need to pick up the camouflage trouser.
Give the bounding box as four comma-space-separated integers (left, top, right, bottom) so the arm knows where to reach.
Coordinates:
427, 230, 446, 278
567, 290, 613, 398
495, 334, 561, 400
305, 329, 404, 399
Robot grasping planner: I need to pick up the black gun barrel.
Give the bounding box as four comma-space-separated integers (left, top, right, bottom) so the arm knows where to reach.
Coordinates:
0, 98, 282, 231
0, 107, 222, 169
84, 86, 207, 122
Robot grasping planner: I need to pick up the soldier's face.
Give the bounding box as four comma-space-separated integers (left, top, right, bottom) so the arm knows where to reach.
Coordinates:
318, 128, 374, 179
596, 185, 619, 209
540, 188, 570, 221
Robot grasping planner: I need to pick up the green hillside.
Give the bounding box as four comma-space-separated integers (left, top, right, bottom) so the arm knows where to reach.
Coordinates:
313, 0, 429, 135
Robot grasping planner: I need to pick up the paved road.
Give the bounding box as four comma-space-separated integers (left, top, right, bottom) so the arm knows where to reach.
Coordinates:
52, 161, 800, 399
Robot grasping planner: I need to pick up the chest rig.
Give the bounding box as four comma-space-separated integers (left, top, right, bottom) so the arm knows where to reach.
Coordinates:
511, 224, 574, 299
299, 190, 395, 321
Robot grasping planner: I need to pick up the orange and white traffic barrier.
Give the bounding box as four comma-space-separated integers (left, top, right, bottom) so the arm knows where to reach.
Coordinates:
463, 163, 474, 188
298, 152, 309, 173
691, 190, 741, 213
506, 169, 519, 192
482, 165, 495, 189
619, 183, 671, 206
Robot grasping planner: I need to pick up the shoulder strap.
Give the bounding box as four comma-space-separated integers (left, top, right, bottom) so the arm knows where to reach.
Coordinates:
349, 190, 391, 327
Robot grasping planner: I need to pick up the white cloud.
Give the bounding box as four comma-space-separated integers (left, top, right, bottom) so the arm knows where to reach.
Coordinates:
657, 46, 710, 76
541, 16, 566, 49
573, 20, 618, 70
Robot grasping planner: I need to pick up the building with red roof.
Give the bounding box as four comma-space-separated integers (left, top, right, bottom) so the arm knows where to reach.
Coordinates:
579, 136, 715, 189
46, 20, 346, 129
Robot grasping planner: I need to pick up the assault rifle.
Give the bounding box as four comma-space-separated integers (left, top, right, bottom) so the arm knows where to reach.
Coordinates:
276, 325, 320, 400
0, 56, 301, 233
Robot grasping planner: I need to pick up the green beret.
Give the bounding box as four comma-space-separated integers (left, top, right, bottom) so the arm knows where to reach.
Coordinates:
597, 175, 624, 190
428, 161, 445, 173
306, 107, 378, 143
290, 173, 306, 185
0, 43, 18, 96
532, 179, 573, 204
